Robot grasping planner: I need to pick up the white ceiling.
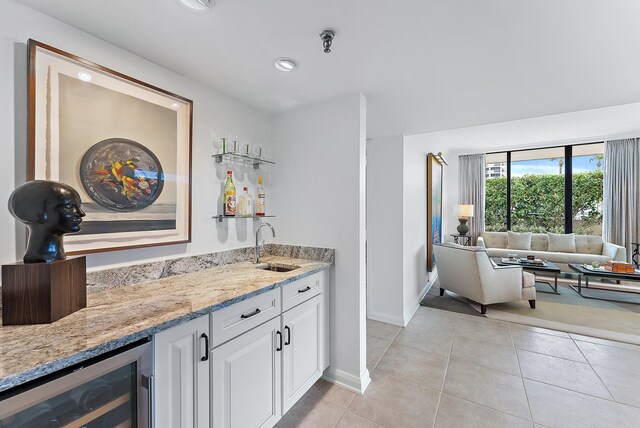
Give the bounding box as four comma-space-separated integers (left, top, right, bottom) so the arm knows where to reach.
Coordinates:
16, 0, 640, 138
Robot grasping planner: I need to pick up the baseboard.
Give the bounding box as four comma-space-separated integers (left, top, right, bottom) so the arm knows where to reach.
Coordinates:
403, 271, 439, 325
366, 310, 405, 327
323, 367, 371, 394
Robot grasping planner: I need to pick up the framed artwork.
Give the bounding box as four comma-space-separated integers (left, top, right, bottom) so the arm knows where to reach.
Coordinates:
27, 40, 193, 254
427, 153, 443, 272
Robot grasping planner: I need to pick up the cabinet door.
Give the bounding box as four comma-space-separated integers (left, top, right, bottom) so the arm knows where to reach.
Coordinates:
282, 294, 324, 414
212, 316, 282, 428
154, 315, 210, 428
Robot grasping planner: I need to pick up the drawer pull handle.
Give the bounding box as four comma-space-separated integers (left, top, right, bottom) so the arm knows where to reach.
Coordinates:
200, 333, 209, 362
298, 286, 311, 293
284, 325, 291, 345
241, 308, 261, 319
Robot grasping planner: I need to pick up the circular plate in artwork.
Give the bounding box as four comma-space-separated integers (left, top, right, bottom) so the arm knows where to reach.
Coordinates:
79, 138, 164, 212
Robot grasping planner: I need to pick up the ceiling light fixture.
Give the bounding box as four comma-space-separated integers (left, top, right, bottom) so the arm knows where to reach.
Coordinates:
274, 58, 297, 72
77, 71, 92, 82
178, 0, 213, 12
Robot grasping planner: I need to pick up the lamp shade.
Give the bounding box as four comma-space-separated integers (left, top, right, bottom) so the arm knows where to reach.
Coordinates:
456, 204, 474, 217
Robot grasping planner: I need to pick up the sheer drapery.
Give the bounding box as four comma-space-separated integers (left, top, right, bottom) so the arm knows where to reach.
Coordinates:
458, 154, 486, 239
603, 138, 639, 262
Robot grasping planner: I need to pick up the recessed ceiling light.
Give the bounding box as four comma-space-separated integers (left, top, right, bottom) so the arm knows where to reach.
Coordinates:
274, 58, 297, 72
179, 0, 213, 12
77, 71, 92, 82
170, 102, 180, 110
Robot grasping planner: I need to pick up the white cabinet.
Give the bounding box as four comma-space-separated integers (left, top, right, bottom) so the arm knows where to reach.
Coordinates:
153, 269, 330, 428
154, 315, 210, 428
211, 317, 282, 428
282, 294, 324, 413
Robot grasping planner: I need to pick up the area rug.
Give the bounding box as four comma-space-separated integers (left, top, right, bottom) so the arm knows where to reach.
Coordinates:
421, 277, 640, 345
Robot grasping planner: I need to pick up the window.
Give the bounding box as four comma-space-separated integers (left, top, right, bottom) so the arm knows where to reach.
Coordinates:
484, 142, 604, 235
572, 143, 604, 235
485, 153, 507, 231
511, 147, 565, 233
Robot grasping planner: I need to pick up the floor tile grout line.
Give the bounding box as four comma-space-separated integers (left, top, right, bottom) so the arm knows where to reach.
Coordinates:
385, 338, 453, 357
345, 409, 387, 427
511, 323, 535, 423
373, 367, 444, 394
332, 409, 348, 428
514, 345, 590, 365
509, 321, 571, 339
448, 354, 521, 378
523, 376, 621, 404
572, 336, 640, 354
440, 390, 536, 425
432, 330, 457, 428
570, 333, 627, 405
615, 402, 637, 428
367, 334, 394, 371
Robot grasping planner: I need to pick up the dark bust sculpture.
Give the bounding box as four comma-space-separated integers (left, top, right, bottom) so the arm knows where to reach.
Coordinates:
8, 180, 85, 263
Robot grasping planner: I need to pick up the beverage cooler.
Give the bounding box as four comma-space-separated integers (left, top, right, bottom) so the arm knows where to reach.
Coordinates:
0, 341, 152, 428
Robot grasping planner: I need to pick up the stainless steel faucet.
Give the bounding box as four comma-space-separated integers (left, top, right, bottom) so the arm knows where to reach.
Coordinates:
255, 222, 276, 263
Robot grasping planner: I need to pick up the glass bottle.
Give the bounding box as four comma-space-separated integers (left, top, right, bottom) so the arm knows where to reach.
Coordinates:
255, 176, 266, 216
223, 170, 236, 216
238, 187, 254, 217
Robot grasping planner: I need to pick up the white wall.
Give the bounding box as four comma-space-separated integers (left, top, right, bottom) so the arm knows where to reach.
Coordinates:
272, 94, 369, 393
366, 136, 405, 325
402, 138, 439, 323
0, 0, 273, 269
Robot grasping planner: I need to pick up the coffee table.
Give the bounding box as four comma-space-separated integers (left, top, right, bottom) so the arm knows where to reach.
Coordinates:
568, 263, 640, 304
492, 258, 561, 294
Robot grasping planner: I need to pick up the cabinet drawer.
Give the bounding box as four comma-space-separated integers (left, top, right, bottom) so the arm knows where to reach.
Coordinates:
211, 288, 281, 348
282, 272, 323, 311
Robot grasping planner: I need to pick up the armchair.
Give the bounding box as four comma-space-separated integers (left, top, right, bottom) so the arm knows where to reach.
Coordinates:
433, 243, 536, 314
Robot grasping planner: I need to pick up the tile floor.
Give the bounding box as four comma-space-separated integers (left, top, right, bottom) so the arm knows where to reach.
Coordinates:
275, 306, 640, 428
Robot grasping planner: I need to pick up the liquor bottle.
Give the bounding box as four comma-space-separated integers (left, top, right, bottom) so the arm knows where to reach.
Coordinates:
255, 176, 266, 216
224, 170, 236, 216
238, 187, 254, 217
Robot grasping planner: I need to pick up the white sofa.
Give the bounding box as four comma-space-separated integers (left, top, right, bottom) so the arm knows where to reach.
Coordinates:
433, 243, 536, 314
477, 232, 627, 271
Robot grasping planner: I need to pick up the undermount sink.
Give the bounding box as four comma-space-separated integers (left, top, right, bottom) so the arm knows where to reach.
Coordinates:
255, 263, 300, 273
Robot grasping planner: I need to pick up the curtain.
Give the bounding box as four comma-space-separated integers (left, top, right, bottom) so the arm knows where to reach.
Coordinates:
603, 138, 640, 262
458, 154, 486, 240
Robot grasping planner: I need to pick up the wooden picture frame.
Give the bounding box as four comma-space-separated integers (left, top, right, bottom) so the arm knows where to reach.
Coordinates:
27, 40, 193, 255
427, 153, 443, 272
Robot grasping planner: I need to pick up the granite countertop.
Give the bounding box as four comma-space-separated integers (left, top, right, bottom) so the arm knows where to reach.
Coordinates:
0, 255, 331, 393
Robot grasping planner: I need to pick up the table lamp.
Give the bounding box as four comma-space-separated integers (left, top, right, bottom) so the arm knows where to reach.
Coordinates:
456, 204, 474, 235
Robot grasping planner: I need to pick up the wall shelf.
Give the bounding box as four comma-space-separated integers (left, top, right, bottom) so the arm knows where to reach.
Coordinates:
213, 153, 275, 169
214, 215, 275, 223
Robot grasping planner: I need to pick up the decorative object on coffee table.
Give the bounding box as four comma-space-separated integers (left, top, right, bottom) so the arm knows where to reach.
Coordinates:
455, 204, 474, 235
2, 180, 87, 325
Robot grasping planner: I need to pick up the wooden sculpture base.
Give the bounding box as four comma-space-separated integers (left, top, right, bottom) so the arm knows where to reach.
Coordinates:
2, 256, 86, 325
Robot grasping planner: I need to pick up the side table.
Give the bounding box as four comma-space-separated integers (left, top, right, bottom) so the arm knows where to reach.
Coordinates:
450, 234, 472, 246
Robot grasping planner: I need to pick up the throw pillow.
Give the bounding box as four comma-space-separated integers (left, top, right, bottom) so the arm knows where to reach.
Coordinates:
547, 233, 576, 253
507, 231, 532, 250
